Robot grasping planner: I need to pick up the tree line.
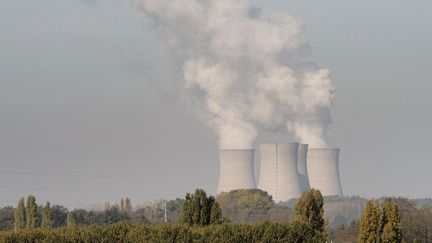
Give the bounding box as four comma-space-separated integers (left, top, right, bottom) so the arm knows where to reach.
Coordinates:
358, 199, 402, 242
13, 195, 77, 231
0, 190, 292, 231
331, 197, 431, 243
1, 188, 328, 242
10, 196, 137, 231
0, 189, 412, 242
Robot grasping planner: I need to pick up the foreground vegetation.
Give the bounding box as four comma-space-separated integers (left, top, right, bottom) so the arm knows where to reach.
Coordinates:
0, 190, 295, 231
1, 189, 326, 242
2, 188, 429, 242
0, 221, 325, 242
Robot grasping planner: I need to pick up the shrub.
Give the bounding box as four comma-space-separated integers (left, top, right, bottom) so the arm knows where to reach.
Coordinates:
0, 221, 324, 242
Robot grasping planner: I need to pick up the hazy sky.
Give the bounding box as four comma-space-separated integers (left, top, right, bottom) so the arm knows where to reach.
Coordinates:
1, 0, 431, 208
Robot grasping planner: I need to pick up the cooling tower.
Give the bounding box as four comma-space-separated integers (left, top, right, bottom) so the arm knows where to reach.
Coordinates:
297, 144, 310, 192
258, 143, 302, 202
307, 148, 343, 197
217, 149, 256, 193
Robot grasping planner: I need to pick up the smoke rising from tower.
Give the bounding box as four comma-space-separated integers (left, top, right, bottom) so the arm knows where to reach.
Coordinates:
136, 0, 335, 148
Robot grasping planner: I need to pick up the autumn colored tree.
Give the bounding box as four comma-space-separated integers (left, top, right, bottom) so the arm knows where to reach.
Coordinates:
359, 200, 381, 243
294, 189, 325, 233
25, 195, 37, 229
380, 200, 403, 243
14, 197, 26, 231
41, 202, 54, 228
66, 212, 77, 229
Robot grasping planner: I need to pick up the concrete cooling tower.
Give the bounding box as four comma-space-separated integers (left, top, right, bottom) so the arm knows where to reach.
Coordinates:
258, 143, 302, 202
217, 149, 256, 193
307, 148, 343, 197
297, 144, 310, 192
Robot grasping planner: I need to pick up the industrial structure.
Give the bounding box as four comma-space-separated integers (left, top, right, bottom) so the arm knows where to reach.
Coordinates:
216, 144, 343, 200
307, 148, 343, 197
217, 149, 256, 193
258, 143, 302, 202
297, 144, 310, 192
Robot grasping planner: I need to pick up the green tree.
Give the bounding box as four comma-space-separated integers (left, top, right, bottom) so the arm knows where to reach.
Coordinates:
180, 189, 222, 226
120, 198, 125, 212
294, 189, 325, 233
199, 192, 212, 226
0, 206, 15, 231
51, 205, 68, 228
14, 197, 26, 231
124, 198, 132, 214
66, 212, 77, 229
380, 201, 403, 243
180, 193, 192, 225
191, 189, 204, 225
101, 206, 129, 224
216, 189, 276, 223
41, 202, 54, 228
216, 189, 289, 223
359, 200, 381, 243
25, 195, 37, 229
210, 200, 222, 224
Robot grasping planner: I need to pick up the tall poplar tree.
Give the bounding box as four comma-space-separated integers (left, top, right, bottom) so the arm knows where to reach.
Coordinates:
66, 212, 77, 229
199, 192, 211, 226
359, 200, 381, 243
210, 199, 222, 224
14, 197, 26, 231
191, 189, 203, 225
180, 193, 192, 225
380, 201, 403, 243
120, 198, 125, 212
124, 198, 132, 214
41, 202, 54, 228
294, 189, 325, 233
25, 195, 37, 229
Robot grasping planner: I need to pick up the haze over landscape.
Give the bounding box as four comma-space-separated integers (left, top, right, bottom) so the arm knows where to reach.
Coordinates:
1, 0, 431, 209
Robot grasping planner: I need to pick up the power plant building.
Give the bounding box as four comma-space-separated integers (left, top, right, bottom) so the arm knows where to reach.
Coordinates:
216, 145, 343, 201
258, 143, 302, 202
307, 148, 343, 197
297, 144, 310, 192
217, 149, 256, 193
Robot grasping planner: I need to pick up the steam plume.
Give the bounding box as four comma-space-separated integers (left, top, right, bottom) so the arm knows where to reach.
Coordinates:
136, 0, 335, 148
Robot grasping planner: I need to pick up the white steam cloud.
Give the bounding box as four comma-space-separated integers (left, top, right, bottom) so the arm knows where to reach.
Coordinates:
136, 0, 335, 149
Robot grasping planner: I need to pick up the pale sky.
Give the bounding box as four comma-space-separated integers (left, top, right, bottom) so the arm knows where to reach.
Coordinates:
1, 0, 431, 208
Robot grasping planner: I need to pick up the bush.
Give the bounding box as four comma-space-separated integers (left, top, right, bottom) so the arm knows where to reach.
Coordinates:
0, 221, 324, 242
